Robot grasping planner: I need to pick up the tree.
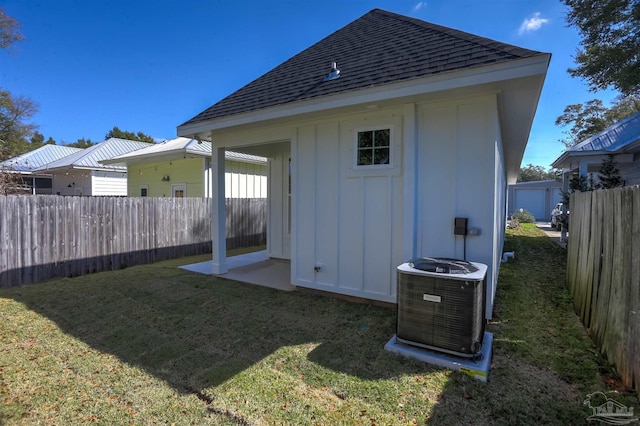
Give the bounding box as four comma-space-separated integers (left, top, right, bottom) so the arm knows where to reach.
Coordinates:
517, 164, 558, 182
598, 154, 624, 188
563, 0, 640, 96
556, 95, 640, 147
0, 7, 24, 49
0, 88, 38, 160
555, 99, 609, 148
0, 9, 38, 162
65, 138, 94, 149
105, 126, 154, 143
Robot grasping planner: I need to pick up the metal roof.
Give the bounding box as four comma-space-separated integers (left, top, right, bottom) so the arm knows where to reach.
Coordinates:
552, 111, 640, 168
568, 111, 640, 153
101, 137, 267, 165
36, 138, 153, 172
179, 8, 546, 128
0, 144, 83, 173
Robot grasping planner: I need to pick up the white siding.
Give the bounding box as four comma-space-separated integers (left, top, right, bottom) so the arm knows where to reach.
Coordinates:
417, 95, 501, 317
51, 170, 93, 196
293, 112, 404, 302
92, 171, 127, 196
220, 160, 268, 198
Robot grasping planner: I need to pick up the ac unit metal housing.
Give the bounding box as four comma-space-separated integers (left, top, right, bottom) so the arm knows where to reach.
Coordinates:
396, 258, 487, 357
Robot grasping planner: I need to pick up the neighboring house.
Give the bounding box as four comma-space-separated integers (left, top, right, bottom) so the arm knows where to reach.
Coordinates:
177, 9, 550, 316
101, 137, 267, 198
35, 138, 152, 196
552, 111, 640, 188
507, 179, 563, 221
0, 144, 83, 194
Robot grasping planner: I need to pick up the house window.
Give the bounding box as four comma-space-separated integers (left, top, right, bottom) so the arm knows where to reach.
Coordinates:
356, 128, 391, 167
140, 185, 148, 197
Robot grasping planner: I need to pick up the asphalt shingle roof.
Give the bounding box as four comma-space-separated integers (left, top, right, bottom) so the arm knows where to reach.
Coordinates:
181, 8, 545, 127
0, 144, 83, 172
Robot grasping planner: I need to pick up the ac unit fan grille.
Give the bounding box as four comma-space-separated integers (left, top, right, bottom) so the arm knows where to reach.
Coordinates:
397, 271, 485, 356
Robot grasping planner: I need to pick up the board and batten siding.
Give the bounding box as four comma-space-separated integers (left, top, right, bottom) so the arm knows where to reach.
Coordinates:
223, 160, 268, 199
293, 111, 405, 303
209, 94, 508, 314
417, 95, 502, 316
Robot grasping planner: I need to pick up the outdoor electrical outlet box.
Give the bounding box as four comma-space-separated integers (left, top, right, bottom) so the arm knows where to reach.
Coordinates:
454, 217, 468, 236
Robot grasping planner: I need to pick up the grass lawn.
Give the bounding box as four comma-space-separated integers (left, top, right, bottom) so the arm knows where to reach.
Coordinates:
1, 228, 637, 425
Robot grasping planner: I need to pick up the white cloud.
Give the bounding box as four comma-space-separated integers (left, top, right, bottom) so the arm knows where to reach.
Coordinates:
412, 2, 427, 12
518, 12, 549, 34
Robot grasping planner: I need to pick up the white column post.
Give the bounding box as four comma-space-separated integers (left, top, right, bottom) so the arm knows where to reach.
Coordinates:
211, 145, 227, 274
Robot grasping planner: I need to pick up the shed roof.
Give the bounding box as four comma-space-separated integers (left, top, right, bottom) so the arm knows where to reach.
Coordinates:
36, 138, 153, 172
180, 8, 545, 128
100, 137, 267, 165
1, 144, 83, 173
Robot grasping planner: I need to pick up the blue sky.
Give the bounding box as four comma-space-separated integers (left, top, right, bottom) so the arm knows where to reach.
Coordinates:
0, 0, 619, 168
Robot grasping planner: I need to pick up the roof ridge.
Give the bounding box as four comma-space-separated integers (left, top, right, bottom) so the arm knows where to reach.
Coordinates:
179, 8, 549, 128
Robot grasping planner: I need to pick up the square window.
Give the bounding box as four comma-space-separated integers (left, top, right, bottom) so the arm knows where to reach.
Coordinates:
356, 128, 391, 166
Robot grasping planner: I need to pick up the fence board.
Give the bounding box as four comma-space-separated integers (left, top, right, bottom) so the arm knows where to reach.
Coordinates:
0, 195, 266, 287
567, 186, 640, 392
630, 189, 640, 389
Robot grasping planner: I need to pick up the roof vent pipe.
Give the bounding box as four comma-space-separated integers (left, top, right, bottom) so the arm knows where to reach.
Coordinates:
323, 62, 340, 81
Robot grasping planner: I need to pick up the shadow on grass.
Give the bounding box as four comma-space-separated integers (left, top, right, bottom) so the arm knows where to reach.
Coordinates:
4, 255, 433, 401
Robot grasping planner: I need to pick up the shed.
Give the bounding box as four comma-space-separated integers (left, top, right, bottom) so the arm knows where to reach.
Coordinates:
177, 9, 550, 317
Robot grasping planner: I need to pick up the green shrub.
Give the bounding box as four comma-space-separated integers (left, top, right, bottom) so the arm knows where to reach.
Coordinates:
512, 209, 535, 223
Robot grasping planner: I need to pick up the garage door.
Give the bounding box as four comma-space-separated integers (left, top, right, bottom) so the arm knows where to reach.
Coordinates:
513, 188, 545, 221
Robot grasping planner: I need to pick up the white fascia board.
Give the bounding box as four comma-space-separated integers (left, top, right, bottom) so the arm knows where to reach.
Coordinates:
178, 55, 550, 136
101, 149, 209, 166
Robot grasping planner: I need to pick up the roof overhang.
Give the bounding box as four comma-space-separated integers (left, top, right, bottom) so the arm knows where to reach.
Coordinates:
178, 54, 550, 183
100, 148, 210, 167
35, 165, 126, 173
179, 55, 549, 134
552, 151, 635, 170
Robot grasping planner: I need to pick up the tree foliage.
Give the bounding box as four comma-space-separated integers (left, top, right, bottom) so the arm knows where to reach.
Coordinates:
64, 138, 94, 149
555, 95, 640, 147
0, 7, 24, 50
517, 164, 558, 182
563, 0, 640, 95
0, 87, 38, 160
598, 155, 624, 188
105, 126, 154, 143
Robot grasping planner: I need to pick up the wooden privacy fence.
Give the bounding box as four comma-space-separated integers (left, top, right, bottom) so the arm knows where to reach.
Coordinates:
566, 186, 639, 392
0, 195, 266, 287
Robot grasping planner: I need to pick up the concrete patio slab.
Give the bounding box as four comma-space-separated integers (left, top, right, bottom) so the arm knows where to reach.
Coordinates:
179, 250, 295, 292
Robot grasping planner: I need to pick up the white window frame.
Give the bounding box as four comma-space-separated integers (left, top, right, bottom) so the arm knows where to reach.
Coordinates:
171, 183, 187, 198
140, 185, 149, 197
353, 126, 394, 170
